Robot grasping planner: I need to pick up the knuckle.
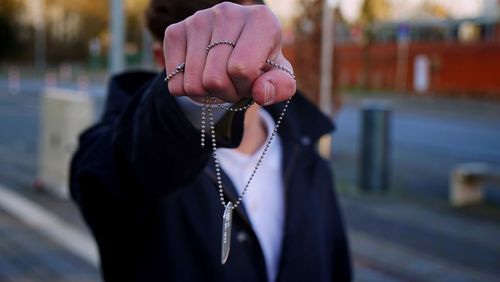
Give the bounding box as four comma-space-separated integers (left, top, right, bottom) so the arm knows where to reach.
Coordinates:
214, 2, 236, 13
250, 5, 272, 18
183, 81, 205, 96
203, 75, 227, 92
168, 83, 184, 96
227, 62, 258, 81
213, 2, 241, 22
186, 10, 211, 30
268, 18, 282, 39
273, 21, 282, 38
164, 23, 183, 43
249, 6, 281, 43
285, 78, 297, 94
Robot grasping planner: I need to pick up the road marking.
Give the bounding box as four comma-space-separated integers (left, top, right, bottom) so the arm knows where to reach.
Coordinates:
0, 183, 99, 267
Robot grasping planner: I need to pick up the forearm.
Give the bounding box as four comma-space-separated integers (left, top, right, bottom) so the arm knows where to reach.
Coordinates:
174, 96, 229, 130
116, 72, 244, 198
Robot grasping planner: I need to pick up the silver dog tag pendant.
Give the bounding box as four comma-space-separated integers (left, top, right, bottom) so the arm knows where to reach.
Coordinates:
221, 202, 233, 265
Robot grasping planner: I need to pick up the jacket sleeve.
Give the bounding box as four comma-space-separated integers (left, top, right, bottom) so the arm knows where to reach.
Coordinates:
71, 71, 245, 204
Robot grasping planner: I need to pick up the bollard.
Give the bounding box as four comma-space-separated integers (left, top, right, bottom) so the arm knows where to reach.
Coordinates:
359, 99, 391, 191
77, 74, 90, 92
59, 63, 73, 81
45, 71, 57, 88
7, 67, 20, 94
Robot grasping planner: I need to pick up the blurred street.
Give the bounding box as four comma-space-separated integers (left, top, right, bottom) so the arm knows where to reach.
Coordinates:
333, 94, 500, 201
1, 80, 500, 281
0, 185, 99, 282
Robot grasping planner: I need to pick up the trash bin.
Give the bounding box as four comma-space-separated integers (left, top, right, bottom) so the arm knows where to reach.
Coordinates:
359, 99, 391, 191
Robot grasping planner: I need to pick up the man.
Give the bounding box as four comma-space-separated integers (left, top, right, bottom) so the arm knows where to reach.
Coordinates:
70, 0, 351, 281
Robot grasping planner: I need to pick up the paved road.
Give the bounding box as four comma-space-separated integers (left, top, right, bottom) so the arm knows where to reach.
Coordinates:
0, 77, 106, 97
1, 183, 498, 282
1, 80, 500, 281
0, 206, 99, 282
333, 94, 500, 201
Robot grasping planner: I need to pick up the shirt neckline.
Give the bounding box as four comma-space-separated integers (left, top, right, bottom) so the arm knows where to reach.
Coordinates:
217, 108, 281, 170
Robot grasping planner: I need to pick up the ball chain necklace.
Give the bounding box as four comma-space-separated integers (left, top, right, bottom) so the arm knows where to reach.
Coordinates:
165, 40, 296, 264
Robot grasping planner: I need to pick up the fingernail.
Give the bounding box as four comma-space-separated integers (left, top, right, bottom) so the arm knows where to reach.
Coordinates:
264, 81, 275, 105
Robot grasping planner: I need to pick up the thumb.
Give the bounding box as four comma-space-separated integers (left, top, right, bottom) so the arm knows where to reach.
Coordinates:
252, 54, 296, 106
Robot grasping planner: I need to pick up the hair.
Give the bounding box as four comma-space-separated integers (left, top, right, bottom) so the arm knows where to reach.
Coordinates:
146, 0, 265, 41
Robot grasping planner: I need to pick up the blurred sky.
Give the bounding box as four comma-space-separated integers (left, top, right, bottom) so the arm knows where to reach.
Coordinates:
267, 0, 489, 23
22, 0, 492, 27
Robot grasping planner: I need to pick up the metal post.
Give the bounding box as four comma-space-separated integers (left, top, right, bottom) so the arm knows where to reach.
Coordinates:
141, 28, 154, 69
395, 41, 409, 92
33, 0, 46, 71
359, 99, 391, 191
318, 0, 338, 159
109, 0, 125, 74
395, 24, 410, 92
320, 0, 334, 117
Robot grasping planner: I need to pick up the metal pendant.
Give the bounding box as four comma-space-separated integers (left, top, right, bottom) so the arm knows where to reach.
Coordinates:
221, 202, 233, 265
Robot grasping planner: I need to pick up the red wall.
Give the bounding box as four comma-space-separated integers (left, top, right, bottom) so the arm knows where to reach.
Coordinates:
334, 42, 500, 96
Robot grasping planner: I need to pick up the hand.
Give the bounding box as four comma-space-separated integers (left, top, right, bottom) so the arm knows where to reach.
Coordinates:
163, 2, 296, 106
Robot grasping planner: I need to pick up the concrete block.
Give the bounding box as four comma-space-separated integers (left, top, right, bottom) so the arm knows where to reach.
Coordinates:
38, 88, 94, 198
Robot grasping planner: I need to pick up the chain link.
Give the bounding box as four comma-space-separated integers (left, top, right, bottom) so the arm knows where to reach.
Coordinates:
199, 57, 296, 210
164, 63, 185, 82
206, 41, 237, 53
202, 95, 291, 209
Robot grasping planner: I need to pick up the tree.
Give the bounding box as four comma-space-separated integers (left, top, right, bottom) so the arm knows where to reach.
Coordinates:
358, 0, 391, 42
289, 0, 323, 103
357, 0, 391, 89
288, 0, 349, 105
44, 0, 150, 64
0, 0, 23, 60
41, 0, 109, 62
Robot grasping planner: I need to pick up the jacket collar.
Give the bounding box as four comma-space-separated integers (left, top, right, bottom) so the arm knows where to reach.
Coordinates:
265, 93, 334, 147
103, 71, 157, 122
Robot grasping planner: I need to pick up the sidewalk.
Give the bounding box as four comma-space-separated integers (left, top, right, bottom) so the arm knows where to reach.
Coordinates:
1, 179, 499, 282
0, 205, 99, 282
342, 192, 500, 282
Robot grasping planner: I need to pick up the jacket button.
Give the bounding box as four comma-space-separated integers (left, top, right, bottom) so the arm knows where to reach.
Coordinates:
237, 231, 248, 243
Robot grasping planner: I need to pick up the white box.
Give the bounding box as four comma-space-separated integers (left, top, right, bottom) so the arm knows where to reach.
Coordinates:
38, 88, 94, 198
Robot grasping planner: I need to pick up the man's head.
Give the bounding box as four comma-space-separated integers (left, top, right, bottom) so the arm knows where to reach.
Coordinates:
146, 0, 265, 42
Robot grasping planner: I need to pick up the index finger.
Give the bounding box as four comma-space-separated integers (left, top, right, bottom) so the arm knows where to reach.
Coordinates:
163, 22, 187, 96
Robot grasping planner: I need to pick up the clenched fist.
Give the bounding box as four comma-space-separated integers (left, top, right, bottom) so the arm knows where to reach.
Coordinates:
163, 2, 296, 106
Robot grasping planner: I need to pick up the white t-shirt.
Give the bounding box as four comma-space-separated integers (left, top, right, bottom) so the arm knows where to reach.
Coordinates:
217, 109, 285, 282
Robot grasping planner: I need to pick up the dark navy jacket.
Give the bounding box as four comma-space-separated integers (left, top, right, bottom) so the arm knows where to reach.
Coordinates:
70, 71, 351, 282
